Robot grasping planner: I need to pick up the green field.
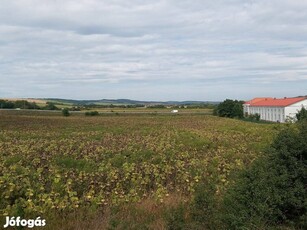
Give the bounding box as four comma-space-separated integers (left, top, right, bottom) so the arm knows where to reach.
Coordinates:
0, 112, 280, 229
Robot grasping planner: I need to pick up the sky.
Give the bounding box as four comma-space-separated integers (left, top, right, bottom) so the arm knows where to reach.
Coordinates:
0, 0, 307, 101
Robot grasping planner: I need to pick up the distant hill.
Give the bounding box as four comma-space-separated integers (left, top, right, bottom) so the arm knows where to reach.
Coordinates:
43, 98, 220, 106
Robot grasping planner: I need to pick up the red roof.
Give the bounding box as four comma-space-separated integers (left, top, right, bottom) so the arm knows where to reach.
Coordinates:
244, 97, 273, 105
247, 97, 307, 107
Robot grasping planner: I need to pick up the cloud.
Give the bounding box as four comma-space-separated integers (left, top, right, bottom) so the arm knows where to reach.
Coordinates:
0, 0, 306, 100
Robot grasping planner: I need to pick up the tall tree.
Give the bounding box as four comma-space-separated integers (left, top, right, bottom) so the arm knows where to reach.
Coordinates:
215, 99, 243, 118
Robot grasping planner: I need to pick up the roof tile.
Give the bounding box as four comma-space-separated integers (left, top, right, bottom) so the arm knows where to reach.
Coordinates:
247, 97, 307, 107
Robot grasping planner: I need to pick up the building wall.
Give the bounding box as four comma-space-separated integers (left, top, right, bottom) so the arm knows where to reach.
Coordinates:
284, 99, 307, 120
248, 106, 285, 122
243, 104, 249, 114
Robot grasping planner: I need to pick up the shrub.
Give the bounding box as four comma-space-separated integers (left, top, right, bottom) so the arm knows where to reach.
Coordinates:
62, 108, 70, 116
222, 121, 307, 229
165, 203, 187, 230
245, 113, 261, 121
191, 182, 221, 229
85, 111, 99, 116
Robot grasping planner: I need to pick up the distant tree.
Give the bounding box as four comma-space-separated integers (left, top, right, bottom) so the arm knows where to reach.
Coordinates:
215, 99, 243, 118
148, 104, 166, 109
62, 108, 70, 117
0, 100, 15, 109
44, 102, 59, 110
296, 107, 307, 121
14, 100, 38, 109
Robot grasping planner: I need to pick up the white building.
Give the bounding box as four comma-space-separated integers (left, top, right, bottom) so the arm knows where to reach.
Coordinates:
243, 97, 307, 123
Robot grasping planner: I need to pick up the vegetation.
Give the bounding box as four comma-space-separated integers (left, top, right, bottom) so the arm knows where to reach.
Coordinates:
0, 100, 15, 109
162, 120, 306, 230
296, 107, 307, 121
62, 108, 70, 116
0, 100, 60, 110
214, 99, 244, 118
222, 120, 307, 229
243, 113, 261, 122
85, 111, 99, 116
147, 104, 167, 109
0, 100, 39, 109
0, 112, 277, 228
1, 99, 218, 115
44, 102, 59, 110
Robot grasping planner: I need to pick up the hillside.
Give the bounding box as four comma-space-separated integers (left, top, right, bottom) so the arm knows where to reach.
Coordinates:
43, 98, 220, 105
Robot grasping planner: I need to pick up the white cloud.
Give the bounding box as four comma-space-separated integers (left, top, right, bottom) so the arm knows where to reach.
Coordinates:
0, 0, 306, 100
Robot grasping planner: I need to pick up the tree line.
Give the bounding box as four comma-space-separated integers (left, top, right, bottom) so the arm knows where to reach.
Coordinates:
0, 100, 59, 110
213, 99, 244, 118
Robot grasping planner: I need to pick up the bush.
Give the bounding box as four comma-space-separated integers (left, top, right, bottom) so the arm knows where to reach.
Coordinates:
191, 182, 221, 229
165, 203, 187, 230
222, 121, 307, 229
85, 111, 99, 116
165, 181, 222, 230
245, 113, 260, 121
62, 108, 70, 117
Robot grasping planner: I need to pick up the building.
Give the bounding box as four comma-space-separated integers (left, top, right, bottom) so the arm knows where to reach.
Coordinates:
243, 97, 307, 123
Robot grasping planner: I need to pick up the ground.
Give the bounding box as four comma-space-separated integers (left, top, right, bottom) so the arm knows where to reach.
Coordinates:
0, 111, 279, 229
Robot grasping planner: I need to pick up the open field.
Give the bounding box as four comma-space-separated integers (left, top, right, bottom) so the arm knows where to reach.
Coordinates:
0, 112, 280, 229
88, 108, 213, 114
0, 108, 213, 115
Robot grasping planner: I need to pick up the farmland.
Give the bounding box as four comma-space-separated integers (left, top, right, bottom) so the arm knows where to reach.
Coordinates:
0, 111, 279, 229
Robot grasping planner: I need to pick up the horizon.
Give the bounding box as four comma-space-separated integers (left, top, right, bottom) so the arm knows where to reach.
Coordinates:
1, 0, 307, 100
0, 97, 221, 102
1, 95, 306, 104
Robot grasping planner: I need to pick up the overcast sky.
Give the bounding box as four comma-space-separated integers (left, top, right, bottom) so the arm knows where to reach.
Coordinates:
0, 0, 307, 101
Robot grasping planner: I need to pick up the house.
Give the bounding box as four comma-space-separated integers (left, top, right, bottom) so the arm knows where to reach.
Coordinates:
243, 97, 307, 123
